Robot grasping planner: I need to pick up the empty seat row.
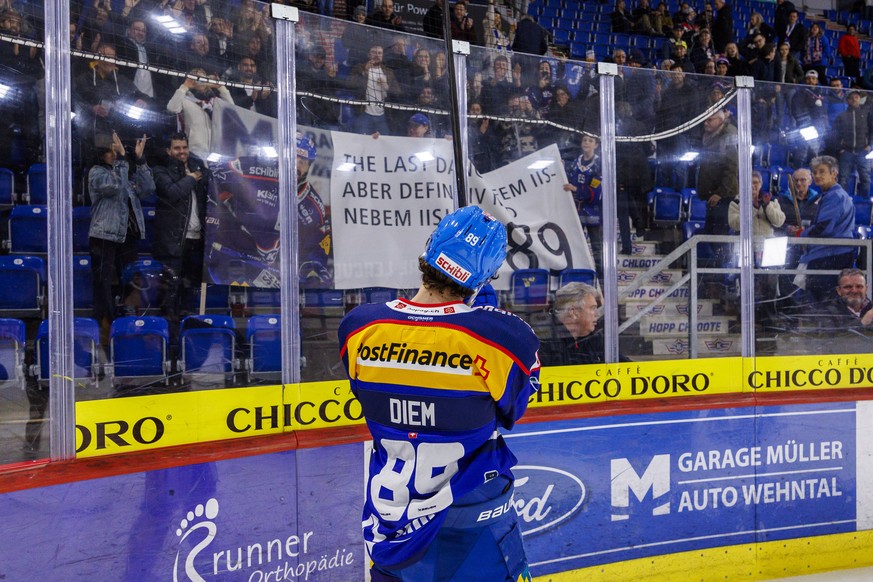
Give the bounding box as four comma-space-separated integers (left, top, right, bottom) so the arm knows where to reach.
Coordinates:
0, 314, 284, 388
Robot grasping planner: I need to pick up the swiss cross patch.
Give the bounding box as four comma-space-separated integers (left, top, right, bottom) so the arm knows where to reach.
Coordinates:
443, 306, 455, 314
408, 432, 418, 439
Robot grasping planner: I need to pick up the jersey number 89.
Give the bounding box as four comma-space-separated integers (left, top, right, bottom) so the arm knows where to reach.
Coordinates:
371, 439, 464, 521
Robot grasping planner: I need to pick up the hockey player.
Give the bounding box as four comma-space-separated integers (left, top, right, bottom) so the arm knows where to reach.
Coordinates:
338, 206, 540, 582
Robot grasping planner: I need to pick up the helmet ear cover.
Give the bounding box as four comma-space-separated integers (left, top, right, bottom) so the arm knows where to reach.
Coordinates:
422, 206, 507, 296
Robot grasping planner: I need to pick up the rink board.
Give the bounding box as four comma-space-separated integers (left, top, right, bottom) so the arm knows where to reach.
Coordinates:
1, 400, 872, 580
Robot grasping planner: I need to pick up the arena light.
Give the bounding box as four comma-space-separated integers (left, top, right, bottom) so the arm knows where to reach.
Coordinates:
206, 153, 222, 163
336, 162, 357, 172
167, 25, 186, 34
527, 160, 553, 170
261, 146, 278, 158
799, 126, 819, 141
126, 105, 144, 120
153, 15, 174, 23
866, 150, 873, 160
415, 151, 435, 162
679, 152, 698, 161
0, 84, 9, 99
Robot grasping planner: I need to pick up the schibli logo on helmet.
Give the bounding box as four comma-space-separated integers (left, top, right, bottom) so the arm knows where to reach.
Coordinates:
423, 206, 508, 293
435, 253, 471, 283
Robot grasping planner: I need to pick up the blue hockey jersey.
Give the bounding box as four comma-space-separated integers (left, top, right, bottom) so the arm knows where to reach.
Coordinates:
338, 298, 540, 569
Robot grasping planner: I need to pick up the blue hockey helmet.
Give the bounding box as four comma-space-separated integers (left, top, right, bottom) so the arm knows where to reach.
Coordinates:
296, 131, 317, 161
422, 206, 507, 293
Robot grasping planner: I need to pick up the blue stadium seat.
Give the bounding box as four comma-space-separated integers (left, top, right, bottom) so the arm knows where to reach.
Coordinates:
247, 314, 281, 382
179, 315, 238, 378
770, 165, 793, 194
553, 28, 571, 45
649, 188, 683, 226
302, 289, 346, 334
0, 167, 15, 205
362, 287, 398, 303
7, 205, 47, 253
25, 163, 46, 205
509, 268, 550, 309
853, 197, 872, 227
683, 220, 705, 241
73, 206, 91, 254
121, 258, 164, 314
559, 268, 597, 287
34, 317, 101, 385
182, 284, 230, 314
766, 143, 789, 167
846, 172, 858, 197
73, 255, 93, 314
0, 318, 26, 383
110, 316, 170, 386
681, 188, 698, 218
0, 255, 45, 316
246, 286, 281, 313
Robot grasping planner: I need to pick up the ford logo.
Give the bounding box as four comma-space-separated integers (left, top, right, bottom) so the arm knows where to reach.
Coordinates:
513, 465, 587, 535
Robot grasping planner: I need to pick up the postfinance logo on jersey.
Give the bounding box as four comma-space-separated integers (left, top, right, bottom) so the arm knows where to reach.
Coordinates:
356, 340, 476, 374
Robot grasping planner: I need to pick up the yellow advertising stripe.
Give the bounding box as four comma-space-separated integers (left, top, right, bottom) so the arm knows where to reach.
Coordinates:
75, 385, 285, 458
530, 357, 745, 408
538, 530, 873, 581
749, 354, 873, 392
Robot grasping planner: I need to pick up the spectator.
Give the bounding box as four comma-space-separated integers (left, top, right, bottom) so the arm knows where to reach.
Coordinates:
73, 43, 152, 152
563, 134, 602, 230
493, 91, 539, 166
350, 44, 398, 135
797, 155, 856, 302
423, 0, 444, 39
450, 1, 476, 43
778, 167, 819, 234
341, 6, 371, 68
826, 77, 849, 120
152, 132, 210, 336
697, 109, 739, 266
711, 0, 733, 53
751, 42, 777, 83
546, 84, 582, 160
838, 24, 861, 81
206, 17, 236, 64
383, 36, 411, 88
481, 54, 512, 114
233, 0, 273, 41
406, 112, 431, 137
803, 22, 830, 82
88, 132, 153, 342
223, 55, 276, 116
700, 3, 714, 31
715, 56, 730, 77
611, 0, 634, 33
631, 0, 656, 35
652, 2, 673, 35
774, 0, 797, 43
615, 100, 651, 252
366, 0, 405, 32
296, 45, 341, 128
690, 28, 716, 72
467, 100, 493, 171
512, 14, 548, 55
182, 33, 224, 77
745, 12, 775, 45
729, 170, 786, 237
656, 64, 702, 189
166, 69, 235, 159
234, 33, 272, 82
114, 18, 170, 103
672, 41, 695, 73
527, 60, 555, 117
741, 32, 766, 63
814, 268, 873, 328
782, 10, 807, 62
776, 41, 804, 84
664, 24, 688, 61
545, 282, 605, 365
723, 42, 748, 75
484, 0, 513, 52
832, 90, 873, 198
791, 70, 828, 166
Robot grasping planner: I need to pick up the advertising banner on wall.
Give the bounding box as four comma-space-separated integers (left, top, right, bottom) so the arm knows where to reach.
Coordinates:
0, 445, 364, 580
507, 402, 858, 576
